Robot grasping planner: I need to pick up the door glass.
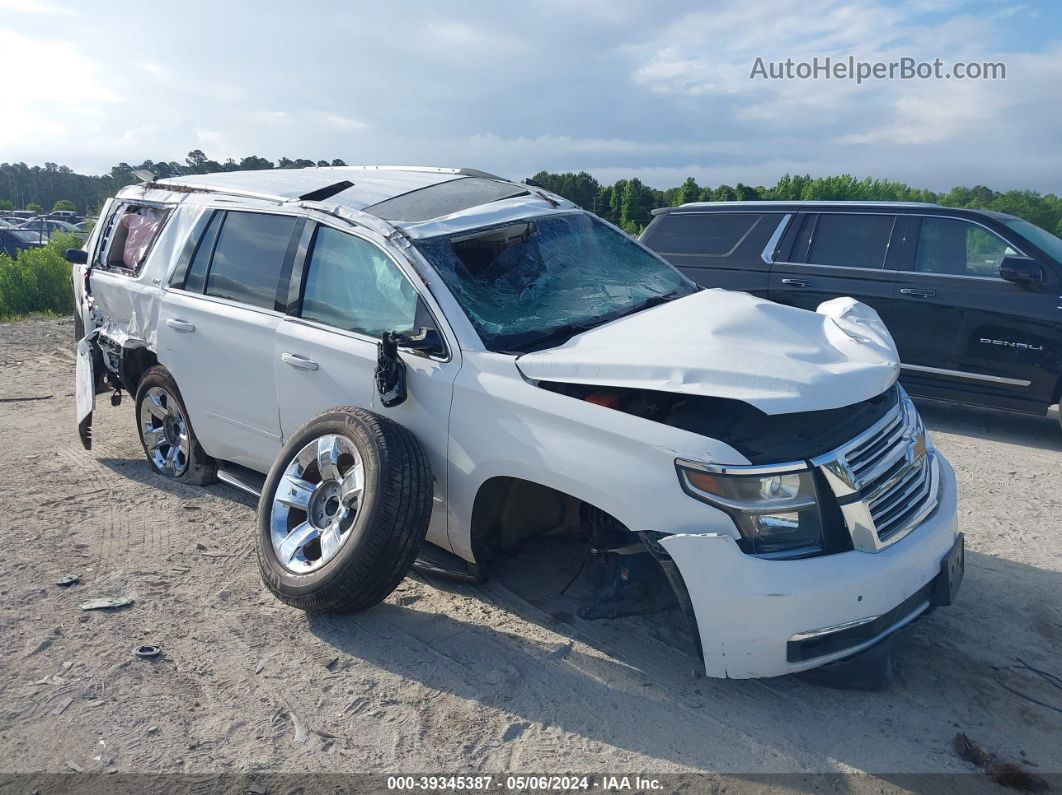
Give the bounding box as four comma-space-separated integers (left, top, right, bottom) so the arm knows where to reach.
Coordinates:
914, 217, 1010, 277
183, 211, 222, 293
645, 213, 762, 255
300, 226, 418, 337
205, 212, 297, 309
807, 214, 895, 269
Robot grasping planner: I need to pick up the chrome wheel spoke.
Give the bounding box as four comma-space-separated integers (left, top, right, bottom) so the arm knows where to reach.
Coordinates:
316, 435, 341, 481
277, 521, 318, 564
146, 392, 168, 420
340, 461, 364, 507
143, 427, 166, 451
277, 474, 315, 512
163, 445, 178, 475
319, 523, 343, 562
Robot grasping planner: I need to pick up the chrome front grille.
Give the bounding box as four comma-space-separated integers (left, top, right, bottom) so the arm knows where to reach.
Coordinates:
812, 390, 939, 552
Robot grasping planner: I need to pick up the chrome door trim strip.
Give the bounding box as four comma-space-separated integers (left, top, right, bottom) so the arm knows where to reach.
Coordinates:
901, 363, 1031, 387
760, 213, 792, 264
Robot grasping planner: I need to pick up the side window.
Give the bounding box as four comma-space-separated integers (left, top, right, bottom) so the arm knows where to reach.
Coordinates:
645, 213, 762, 256
182, 211, 223, 293
914, 217, 1013, 278
300, 226, 418, 337
93, 202, 170, 274
807, 214, 895, 269
205, 212, 298, 310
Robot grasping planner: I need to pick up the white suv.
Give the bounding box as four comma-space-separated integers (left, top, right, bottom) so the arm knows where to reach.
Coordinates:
69, 166, 963, 679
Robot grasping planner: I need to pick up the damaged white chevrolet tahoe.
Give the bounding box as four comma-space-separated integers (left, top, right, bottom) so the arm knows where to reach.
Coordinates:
69, 166, 964, 679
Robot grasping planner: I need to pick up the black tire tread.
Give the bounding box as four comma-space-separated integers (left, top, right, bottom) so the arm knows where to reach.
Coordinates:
257, 406, 433, 613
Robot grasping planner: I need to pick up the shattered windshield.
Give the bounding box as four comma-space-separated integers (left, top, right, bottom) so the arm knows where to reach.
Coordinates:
413, 212, 696, 351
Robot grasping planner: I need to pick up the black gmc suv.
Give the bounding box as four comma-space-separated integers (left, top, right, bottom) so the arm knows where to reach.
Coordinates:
641, 201, 1062, 428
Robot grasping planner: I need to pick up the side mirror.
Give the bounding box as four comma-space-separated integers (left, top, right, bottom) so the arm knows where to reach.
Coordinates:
999, 255, 1043, 290
395, 327, 446, 357
65, 248, 88, 265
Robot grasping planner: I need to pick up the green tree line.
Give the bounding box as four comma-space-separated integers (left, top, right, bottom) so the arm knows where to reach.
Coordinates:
0, 151, 348, 217
3, 153, 1060, 238
529, 171, 1062, 237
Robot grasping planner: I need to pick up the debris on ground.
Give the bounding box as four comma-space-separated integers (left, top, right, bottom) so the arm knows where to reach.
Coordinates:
51, 696, 73, 715
56, 575, 80, 587
952, 733, 1049, 792
133, 645, 161, 659
0, 394, 53, 402
78, 597, 133, 611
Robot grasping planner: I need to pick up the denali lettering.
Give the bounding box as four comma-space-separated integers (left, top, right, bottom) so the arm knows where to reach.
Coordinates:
979, 338, 1044, 351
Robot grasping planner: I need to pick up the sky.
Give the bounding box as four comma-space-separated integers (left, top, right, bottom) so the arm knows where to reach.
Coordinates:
1, 0, 1060, 192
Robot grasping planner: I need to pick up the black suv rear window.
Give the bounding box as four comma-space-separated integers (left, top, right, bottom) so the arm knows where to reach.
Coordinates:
645, 212, 762, 255
205, 212, 298, 310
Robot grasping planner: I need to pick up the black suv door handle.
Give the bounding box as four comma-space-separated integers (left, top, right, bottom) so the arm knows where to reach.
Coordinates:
900, 288, 936, 298
781, 278, 810, 287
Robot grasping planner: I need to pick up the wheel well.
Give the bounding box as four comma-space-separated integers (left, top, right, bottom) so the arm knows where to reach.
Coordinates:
470, 476, 606, 565
120, 346, 158, 395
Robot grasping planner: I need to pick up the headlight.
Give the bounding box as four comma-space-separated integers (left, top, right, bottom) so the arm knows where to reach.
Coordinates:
677, 461, 825, 558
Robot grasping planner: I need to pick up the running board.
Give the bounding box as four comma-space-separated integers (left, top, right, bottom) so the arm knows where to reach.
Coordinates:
413, 542, 486, 584
216, 467, 482, 584
216, 463, 265, 499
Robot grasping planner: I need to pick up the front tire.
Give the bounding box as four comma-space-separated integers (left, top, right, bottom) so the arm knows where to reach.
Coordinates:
256, 406, 433, 613
134, 365, 217, 485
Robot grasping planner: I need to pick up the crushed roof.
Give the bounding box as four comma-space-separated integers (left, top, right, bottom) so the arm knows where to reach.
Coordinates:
158, 166, 509, 211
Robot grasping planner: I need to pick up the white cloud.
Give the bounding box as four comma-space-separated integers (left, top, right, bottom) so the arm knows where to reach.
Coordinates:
0, 0, 73, 14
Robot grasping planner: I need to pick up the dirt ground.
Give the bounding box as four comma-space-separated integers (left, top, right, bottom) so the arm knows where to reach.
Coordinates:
1, 317, 1060, 787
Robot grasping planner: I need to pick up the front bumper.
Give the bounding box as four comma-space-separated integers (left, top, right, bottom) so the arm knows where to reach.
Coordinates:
658, 454, 960, 679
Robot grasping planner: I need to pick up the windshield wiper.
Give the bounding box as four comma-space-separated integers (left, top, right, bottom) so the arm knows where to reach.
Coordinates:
502, 318, 605, 354
503, 290, 687, 354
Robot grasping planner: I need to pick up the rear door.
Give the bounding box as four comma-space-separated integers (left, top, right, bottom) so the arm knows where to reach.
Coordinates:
273, 221, 460, 552
769, 212, 902, 317
890, 214, 1059, 410
641, 211, 788, 296
157, 209, 303, 471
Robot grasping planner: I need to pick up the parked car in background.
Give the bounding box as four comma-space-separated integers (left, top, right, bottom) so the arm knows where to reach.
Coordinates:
48, 210, 81, 223
641, 201, 1062, 428
0, 228, 44, 257
69, 166, 963, 680
18, 217, 83, 244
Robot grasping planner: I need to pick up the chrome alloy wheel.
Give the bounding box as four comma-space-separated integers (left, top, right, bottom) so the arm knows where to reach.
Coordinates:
139, 387, 190, 477
270, 434, 365, 574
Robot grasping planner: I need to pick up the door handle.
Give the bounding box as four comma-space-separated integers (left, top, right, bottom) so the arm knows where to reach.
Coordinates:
781, 278, 810, 287
166, 318, 196, 333
900, 288, 936, 298
281, 352, 319, 371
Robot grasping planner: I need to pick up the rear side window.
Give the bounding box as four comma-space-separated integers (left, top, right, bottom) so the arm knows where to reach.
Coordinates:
646, 213, 762, 255
205, 212, 298, 310
93, 202, 170, 274
807, 214, 895, 269
300, 226, 418, 337
914, 217, 1013, 277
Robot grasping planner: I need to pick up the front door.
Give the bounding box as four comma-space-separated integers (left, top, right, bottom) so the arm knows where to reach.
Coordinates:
769, 212, 902, 318
889, 215, 1059, 410
273, 222, 460, 552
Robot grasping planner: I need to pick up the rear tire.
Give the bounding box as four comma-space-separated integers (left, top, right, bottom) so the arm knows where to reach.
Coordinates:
134, 365, 217, 485
256, 406, 433, 612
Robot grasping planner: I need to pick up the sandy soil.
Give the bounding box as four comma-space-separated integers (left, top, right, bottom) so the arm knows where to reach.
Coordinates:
0, 317, 1059, 785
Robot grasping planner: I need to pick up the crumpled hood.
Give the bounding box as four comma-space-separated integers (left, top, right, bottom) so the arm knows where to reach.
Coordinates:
516, 290, 900, 415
